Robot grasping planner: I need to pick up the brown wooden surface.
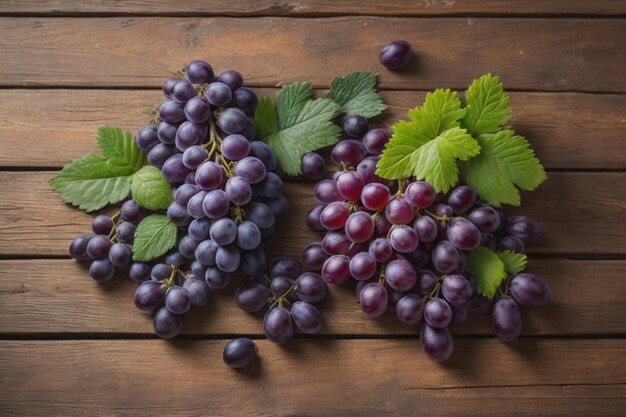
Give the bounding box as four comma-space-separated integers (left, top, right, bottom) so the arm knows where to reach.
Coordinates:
1, 2, 625, 416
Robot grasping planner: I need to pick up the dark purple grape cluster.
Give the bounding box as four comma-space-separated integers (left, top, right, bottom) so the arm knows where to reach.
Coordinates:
234, 257, 327, 345
301, 118, 551, 362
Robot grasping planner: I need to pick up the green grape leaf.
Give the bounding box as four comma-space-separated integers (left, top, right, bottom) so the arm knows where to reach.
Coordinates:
254, 96, 278, 139
462, 73, 511, 136
132, 214, 178, 261
328, 72, 387, 118
276, 82, 313, 130
130, 166, 173, 210
467, 246, 508, 299
497, 251, 528, 275
96, 125, 146, 171
462, 130, 547, 207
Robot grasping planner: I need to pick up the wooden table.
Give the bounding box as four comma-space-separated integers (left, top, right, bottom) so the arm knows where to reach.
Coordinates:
1, 1, 625, 415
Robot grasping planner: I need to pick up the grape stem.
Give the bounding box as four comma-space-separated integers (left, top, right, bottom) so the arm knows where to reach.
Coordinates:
161, 265, 189, 290
422, 209, 449, 224
378, 262, 386, 286
107, 210, 121, 242
230, 206, 245, 224
268, 280, 298, 309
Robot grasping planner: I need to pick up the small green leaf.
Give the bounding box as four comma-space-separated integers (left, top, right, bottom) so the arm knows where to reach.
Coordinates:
132, 214, 177, 261
462, 130, 547, 206
410, 89, 466, 137
462, 73, 511, 136
327, 72, 387, 118
130, 166, 173, 210
498, 251, 528, 275
275, 82, 313, 130
467, 246, 507, 299
254, 96, 278, 139
96, 126, 146, 171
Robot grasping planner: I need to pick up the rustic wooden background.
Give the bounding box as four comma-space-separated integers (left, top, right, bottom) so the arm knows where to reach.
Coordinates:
1, 1, 625, 415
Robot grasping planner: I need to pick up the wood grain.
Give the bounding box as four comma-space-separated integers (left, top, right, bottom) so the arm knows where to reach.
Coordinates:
1, 17, 624, 91
0, 259, 624, 335
0, 339, 624, 416
2, 0, 625, 16
1, 89, 624, 169
0, 172, 623, 256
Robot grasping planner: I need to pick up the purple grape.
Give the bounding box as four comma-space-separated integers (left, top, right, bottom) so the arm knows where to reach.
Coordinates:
162, 77, 179, 98
510, 273, 551, 307
291, 301, 322, 334
396, 294, 424, 324
231, 87, 258, 113
441, 274, 473, 304
342, 115, 368, 138
498, 235, 526, 253
362, 127, 391, 155
167, 202, 193, 227
468, 206, 501, 233
158, 100, 186, 123
331, 139, 367, 166
186, 191, 207, 219
359, 283, 388, 317
218, 108, 247, 134
89, 259, 115, 282
349, 252, 377, 281
135, 125, 159, 151
69, 234, 94, 260
109, 243, 132, 268
235, 283, 271, 313
421, 324, 453, 362
134, 281, 164, 311
244, 203, 275, 229
202, 190, 230, 219
225, 176, 252, 206
157, 122, 178, 145
321, 231, 351, 256
263, 307, 293, 345
306, 204, 326, 232
385, 259, 416, 292
147, 143, 176, 167
249, 141, 277, 171
416, 269, 438, 295
321, 255, 350, 284
357, 156, 387, 185
389, 225, 419, 253
413, 215, 438, 243
301, 152, 326, 180
86, 235, 111, 260
295, 272, 326, 303
491, 298, 522, 342
153, 307, 182, 339
301, 243, 328, 271
221, 134, 251, 161
406, 181, 436, 208
92, 215, 113, 235
379, 40, 412, 70
447, 185, 477, 214
223, 338, 257, 369
235, 157, 266, 184
165, 286, 191, 314
205, 81, 232, 107
161, 154, 191, 183
175, 121, 207, 151
120, 200, 144, 224
314, 180, 342, 204
424, 298, 452, 328
129, 262, 151, 283
217, 70, 243, 91
184, 96, 210, 123
205, 267, 231, 290
507, 216, 541, 243
447, 218, 481, 251
186, 60, 214, 84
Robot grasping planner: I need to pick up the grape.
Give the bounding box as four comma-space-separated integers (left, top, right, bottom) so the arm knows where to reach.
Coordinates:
497, 235, 526, 253
240, 246, 266, 275
321, 255, 351, 284
331, 139, 367, 166
294, 272, 326, 303
270, 277, 295, 298
182, 145, 208, 170
172, 79, 197, 104
134, 281, 165, 311
177, 235, 198, 260
507, 216, 541, 243
355, 279, 375, 299
369, 237, 392, 262
205, 267, 231, 290
359, 283, 388, 317
441, 274, 473, 304
232, 87, 259, 113
218, 108, 247, 134
158, 100, 186, 123
269, 257, 300, 280
362, 128, 391, 155
225, 176, 252, 206
184, 96, 210, 123
432, 241, 462, 274
314, 180, 342, 204
342, 115, 368, 137
209, 218, 237, 246
301, 243, 328, 270
389, 225, 419, 253
147, 143, 176, 167
86, 235, 112, 260
167, 202, 193, 227
249, 141, 277, 171
264, 307, 293, 345
195, 239, 218, 265
379, 40, 412, 70
256, 172, 283, 198
404, 244, 430, 270
431, 203, 454, 218
221, 134, 250, 161
151, 263, 173, 281
385, 259, 417, 292
120, 200, 144, 224
176, 121, 207, 151
447, 186, 477, 214
153, 307, 182, 339
361, 183, 390, 211
205, 81, 232, 107
416, 269, 438, 295
191, 261, 207, 279
450, 302, 469, 325
491, 298, 522, 342
413, 215, 438, 243
188, 218, 211, 241
357, 156, 386, 185
186, 60, 214, 84
264, 195, 289, 220
202, 189, 230, 218
349, 252, 377, 281
510, 273, 551, 307
69, 234, 94, 260
336, 171, 364, 201
223, 338, 257, 369
109, 243, 132, 268
386, 198, 415, 225
424, 298, 452, 328
92, 215, 113, 235
447, 218, 481, 251
291, 301, 322, 334
406, 181, 436, 208
320, 202, 349, 230
480, 233, 497, 251
468, 206, 501, 233
306, 204, 326, 232
321, 231, 351, 255
164, 251, 185, 266
89, 259, 115, 282
162, 77, 179, 98
129, 262, 151, 283
420, 324, 453, 362
396, 294, 424, 324
217, 70, 243, 91
235, 157, 266, 184
374, 215, 392, 236
135, 125, 159, 151
235, 283, 271, 312
157, 122, 178, 145
161, 154, 190, 183
165, 286, 192, 314
301, 152, 326, 180
244, 203, 275, 229
385, 288, 406, 312
215, 245, 240, 273
236, 221, 262, 250
174, 184, 199, 207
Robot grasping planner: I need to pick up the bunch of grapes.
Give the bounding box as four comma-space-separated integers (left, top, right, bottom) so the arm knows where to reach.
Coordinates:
301, 116, 551, 362
234, 257, 327, 344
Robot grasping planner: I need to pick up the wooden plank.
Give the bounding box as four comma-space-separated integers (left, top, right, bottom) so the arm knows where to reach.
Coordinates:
1, 89, 624, 169
2, 0, 625, 16
0, 339, 624, 416
0, 172, 624, 256
0, 259, 623, 335
0, 17, 624, 91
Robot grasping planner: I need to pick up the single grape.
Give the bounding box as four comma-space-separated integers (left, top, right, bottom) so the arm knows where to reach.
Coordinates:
235, 283, 271, 312
217, 108, 247, 134
89, 259, 116, 282
92, 215, 113, 235
294, 272, 326, 303
413, 215, 438, 243
224, 176, 252, 206
406, 181, 436, 208
362, 128, 391, 155
361, 183, 390, 211
209, 218, 237, 246
396, 294, 424, 324
342, 115, 368, 137
301, 152, 326, 180
129, 262, 151, 283
244, 203, 275, 229
191, 261, 207, 279
349, 252, 377, 281
441, 274, 473, 304
157, 122, 178, 145
182, 145, 208, 170
263, 195, 289, 220
369, 237, 392, 262
215, 245, 240, 273
424, 298, 453, 328
386, 198, 415, 225
386, 288, 407, 312
432, 241, 463, 274
120, 200, 144, 224
249, 141, 277, 171
151, 263, 173, 281
147, 143, 176, 168
404, 244, 430, 270
385, 259, 417, 292
223, 338, 257, 369
359, 283, 388, 317
374, 215, 393, 236
69, 234, 94, 260
389, 225, 419, 253
221, 134, 250, 161
162, 77, 179, 98
336, 171, 365, 201
158, 100, 186, 123
320, 202, 350, 231
291, 301, 322, 334
497, 235, 526, 253
306, 204, 326, 232
162, 154, 191, 183
270, 276, 295, 299
379, 40, 412, 70
447, 218, 481, 251
235, 157, 266, 184
185, 60, 214, 84
217, 70, 244, 91
184, 96, 210, 123
165, 286, 192, 314
507, 216, 541, 243
205, 81, 232, 107
314, 180, 342, 204
135, 125, 159, 151
301, 243, 328, 271
188, 218, 211, 241
153, 307, 182, 339
263, 307, 293, 345
431, 203, 454, 218
269, 257, 300, 279
357, 156, 386, 185
195, 239, 218, 266
321, 255, 350, 284
174, 184, 199, 206
491, 298, 522, 342
236, 221, 262, 250
468, 206, 501, 233
331, 139, 367, 166
109, 243, 132, 268
416, 269, 438, 295
447, 186, 477, 214
86, 235, 112, 260
205, 267, 231, 290
321, 231, 351, 255
172, 79, 197, 104
134, 281, 164, 311
509, 273, 551, 307
167, 202, 193, 227
164, 251, 185, 266
421, 324, 454, 362
481, 233, 497, 251
256, 172, 283, 198
202, 189, 230, 219
178, 235, 199, 260
450, 302, 469, 325
240, 246, 267, 275
231, 87, 259, 113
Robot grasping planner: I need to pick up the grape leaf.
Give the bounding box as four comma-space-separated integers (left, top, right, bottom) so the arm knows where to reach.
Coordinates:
461, 130, 547, 206
498, 251, 528, 275
408, 89, 466, 138
467, 246, 507, 299
328, 72, 387, 118
130, 166, 173, 210
254, 96, 278, 139
462, 73, 511, 136
276, 82, 312, 129
132, 214, 177, 261
96, 126, 146, 171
